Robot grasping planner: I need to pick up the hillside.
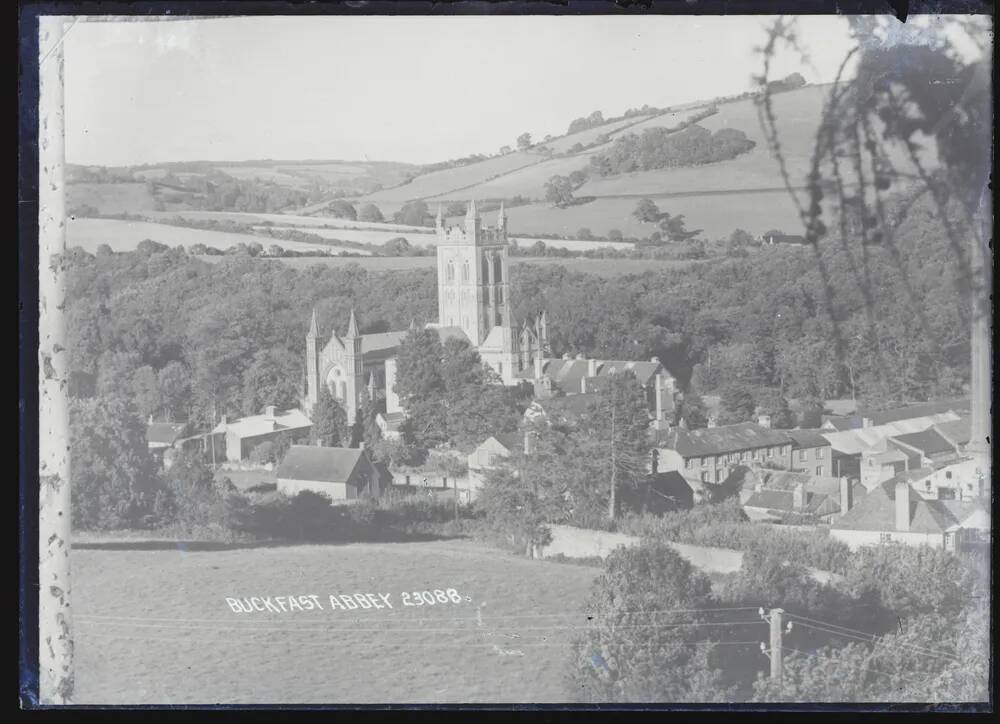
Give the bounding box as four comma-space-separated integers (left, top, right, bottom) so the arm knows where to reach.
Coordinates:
66, 83, 934, 242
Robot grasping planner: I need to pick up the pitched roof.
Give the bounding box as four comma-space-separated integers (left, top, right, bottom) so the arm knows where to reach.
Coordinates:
530, 393, 603, 420
276, 445, 370, 485
212, 408, 313, 437
787, 428, 830, 449
665, 422, 793, 457
756, 470, 843, 496
823, 416, 860, 431
147, 422, 187, 446
858, 398, 970, 426
891, 429, 957, 457
492, 432, 524, 452
933, 417, 972, 447
821, 413, 961, 455
646, 471, 694, 500
376, 411, 406, 431
744, 489, 837, 516
832, 480, 959, 534
514, 357, 668, 390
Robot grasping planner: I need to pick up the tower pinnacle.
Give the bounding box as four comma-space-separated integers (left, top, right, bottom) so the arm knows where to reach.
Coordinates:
346, 308, 360, 338
307, 307, 318, 338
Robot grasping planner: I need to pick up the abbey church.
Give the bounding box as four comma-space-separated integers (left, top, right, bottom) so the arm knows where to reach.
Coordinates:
304, 201, 550, 423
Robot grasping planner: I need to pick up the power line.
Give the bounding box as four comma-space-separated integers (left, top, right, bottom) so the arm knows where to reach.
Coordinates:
75, 618, 765, 635
783, 611, 961, 660
782, 647, 941, 689
789, 621, 959, 662
74, 605, 760, 625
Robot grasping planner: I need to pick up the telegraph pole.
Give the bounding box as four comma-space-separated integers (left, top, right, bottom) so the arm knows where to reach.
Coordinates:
38, 16, 73, 704
760, 607, 790, 685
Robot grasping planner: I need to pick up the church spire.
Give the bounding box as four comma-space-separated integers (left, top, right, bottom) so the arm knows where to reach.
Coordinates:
466, 199, 478, 219
346, 308, 360, 338
497, 200, 506, 231
307, 307, 318, 338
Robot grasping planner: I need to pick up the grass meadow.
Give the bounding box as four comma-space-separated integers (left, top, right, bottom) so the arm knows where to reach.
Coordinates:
71, 539, 599, 704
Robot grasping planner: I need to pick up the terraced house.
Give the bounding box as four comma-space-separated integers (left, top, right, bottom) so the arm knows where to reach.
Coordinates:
655, 422, 794, 484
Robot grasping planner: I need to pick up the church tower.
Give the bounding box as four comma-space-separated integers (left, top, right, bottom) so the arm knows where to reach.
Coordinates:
342, 308, 364, 423
435, 201, 519, 383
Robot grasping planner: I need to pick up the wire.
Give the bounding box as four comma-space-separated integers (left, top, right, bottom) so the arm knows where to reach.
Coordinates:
74, 605, 761, 625
783, 612, 961, 660
790, 621, 959, 662
75, 618, 765, 634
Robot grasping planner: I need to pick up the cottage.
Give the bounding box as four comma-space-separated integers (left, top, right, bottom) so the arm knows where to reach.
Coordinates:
830, 479, 989, 552
210, 406, 313, 463
741, 471, 860, 524
655, 422, 795, 484
888, 429, 960, 468
786, 429, 833, 477
276, 445, 385, 502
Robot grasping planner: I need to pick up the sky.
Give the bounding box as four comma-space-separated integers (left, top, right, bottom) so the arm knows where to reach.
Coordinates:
61, 15, 874, 167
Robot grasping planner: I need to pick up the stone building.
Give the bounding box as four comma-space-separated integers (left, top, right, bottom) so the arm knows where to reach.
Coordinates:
303, 201, 549, 423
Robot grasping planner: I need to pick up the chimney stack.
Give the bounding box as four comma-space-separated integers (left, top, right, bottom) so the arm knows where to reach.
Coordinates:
575, 353, 585, 361
265, 405, 276, 419
315, 439, 323, 447
220, 415, 228, 426
894, 481, 910, 532
587, 358, 598, 378
534, 354, 544, 380
792, 482, 805, 511
757, 414, 772, 429
707, 416, 718, 429
839, 476, 853, 516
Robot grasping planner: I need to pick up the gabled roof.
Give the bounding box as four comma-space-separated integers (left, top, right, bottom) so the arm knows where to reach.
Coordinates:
858, 398, 970, 426
933, 417, 972, 447
212, 408, 313, 437
756, 470, 844, 496
744, 489, 837, 516
147, 422, 187, 446
821, 413, 961, 455
787, 428, 830, 449
276, 445, 370, 485
832, 480, 960, 534
492, 432, 524, 453
665, 422, 794, 457
891, 429, 957, 457
514, 357, 668, 390
376, 411, 406, 431
646, 471, 694, 500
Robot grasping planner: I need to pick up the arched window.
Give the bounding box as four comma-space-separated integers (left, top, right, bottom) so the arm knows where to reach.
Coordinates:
493, 254, 503, 283
462, 260, 469, 282
447, 260, 455, 282
339, 381, 347, 400
482, 256, 490, 284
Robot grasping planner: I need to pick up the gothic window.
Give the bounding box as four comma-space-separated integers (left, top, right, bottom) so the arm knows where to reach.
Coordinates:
462, 260, 469, 282
447, 260, 455, 282
339, 381, 347, 400
493, 254, 503, 283
497, 287, 504, 303
482, 256, 490, 284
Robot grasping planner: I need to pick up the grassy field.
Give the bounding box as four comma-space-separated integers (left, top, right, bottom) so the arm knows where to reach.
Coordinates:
66, 218, 361, 255
257, 225, 435, 247
71, 539, 599, 704
447, 189, 806, 241
361, 151, 548, 202
67, 183, 161, 215
146, 209, 427, 233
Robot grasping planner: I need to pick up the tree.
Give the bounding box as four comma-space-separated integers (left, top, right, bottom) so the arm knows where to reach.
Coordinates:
633, 198, 663, 224
580, 371, 652, 522
357, 203, 384, 223
568, 543, 734, 702
678, 392, 709, 430
157, 360, 193, 422
392, 200, 431, 227
544, 175, 576, 208
240, 348, 302, 417
478, 464, 551, 556
576, 228, 594, 241
754, 388, 795, 429
607, 229, 624, 242
327, 199, 357, 220
718, 381, 756, 425
310, 384, 349, 447
728, 228, 756, 247
516, 132, 532, 150
353, 387, 382, 450
70, 395, 161, 530
499, 145, 512, 155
